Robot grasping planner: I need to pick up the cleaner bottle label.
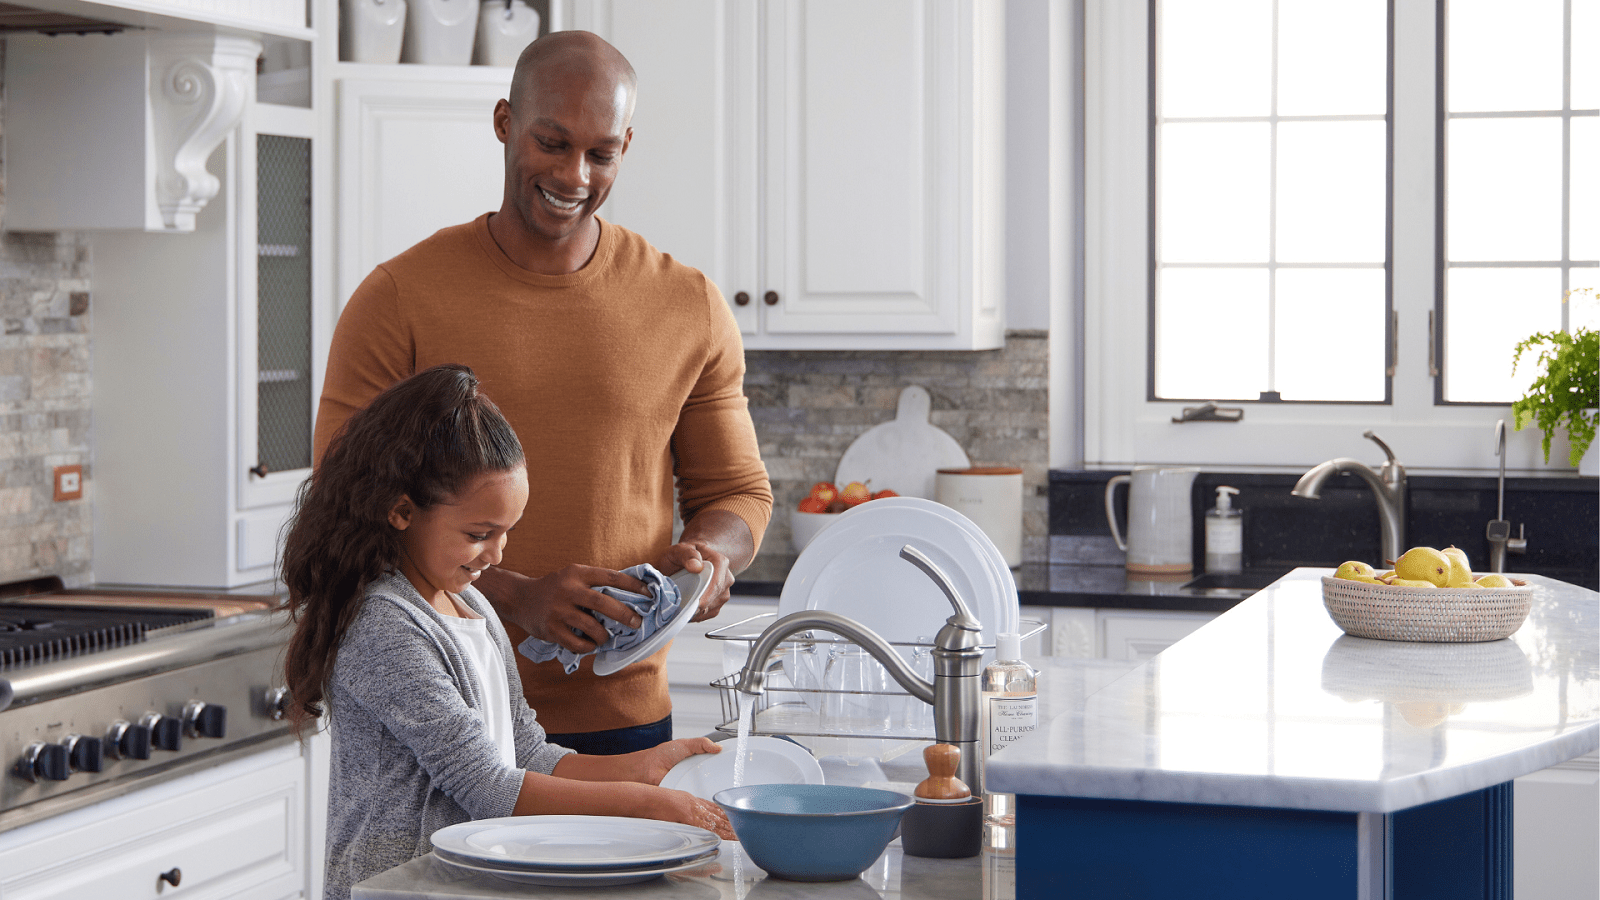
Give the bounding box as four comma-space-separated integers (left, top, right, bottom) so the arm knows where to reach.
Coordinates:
985, 694, 1038, 756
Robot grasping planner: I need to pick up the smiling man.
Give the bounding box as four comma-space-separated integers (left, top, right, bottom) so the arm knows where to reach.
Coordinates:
312, 31, 772, 754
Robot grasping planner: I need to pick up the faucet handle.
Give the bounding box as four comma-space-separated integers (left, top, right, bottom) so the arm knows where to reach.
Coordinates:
899, 545, 982, 631
1363, 430, 1399, 466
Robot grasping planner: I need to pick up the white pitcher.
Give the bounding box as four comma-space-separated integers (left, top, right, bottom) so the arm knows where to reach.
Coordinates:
1104, 466, 1199, 574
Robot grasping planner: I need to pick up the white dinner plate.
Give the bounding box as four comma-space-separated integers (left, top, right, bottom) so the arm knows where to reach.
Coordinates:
593, 563, 715, 677
659, 736, 826, 800
431, 815, 719, 869
778, 498, 1016, 661
433, 848, 720, 886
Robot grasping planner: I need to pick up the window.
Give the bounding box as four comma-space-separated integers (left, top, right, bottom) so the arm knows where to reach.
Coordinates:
1155, 0, 1389, 403
1442, 0, 1598, 402
1083, 0, 1595, 471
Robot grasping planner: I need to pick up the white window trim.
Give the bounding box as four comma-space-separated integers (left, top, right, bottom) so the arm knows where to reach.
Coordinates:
1080, 0, 1581, 476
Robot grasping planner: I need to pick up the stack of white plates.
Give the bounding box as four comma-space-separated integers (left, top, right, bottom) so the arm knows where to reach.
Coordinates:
430, 816, 720, 886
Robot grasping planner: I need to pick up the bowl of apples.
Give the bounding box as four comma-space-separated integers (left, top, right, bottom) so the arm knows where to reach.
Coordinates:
1322, 545, 1534, 643
791, 481, 899, 553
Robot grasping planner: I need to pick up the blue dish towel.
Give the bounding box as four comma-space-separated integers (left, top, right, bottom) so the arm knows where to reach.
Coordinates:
516, 564, 684, 675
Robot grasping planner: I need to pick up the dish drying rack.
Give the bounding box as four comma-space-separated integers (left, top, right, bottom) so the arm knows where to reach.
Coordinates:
705, 612, 1046, 743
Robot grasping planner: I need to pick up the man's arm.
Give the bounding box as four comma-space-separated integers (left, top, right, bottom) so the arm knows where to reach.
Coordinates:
661, 279, 773, 621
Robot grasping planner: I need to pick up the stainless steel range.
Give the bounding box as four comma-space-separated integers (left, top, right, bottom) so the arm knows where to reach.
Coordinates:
0, 580, 293, 832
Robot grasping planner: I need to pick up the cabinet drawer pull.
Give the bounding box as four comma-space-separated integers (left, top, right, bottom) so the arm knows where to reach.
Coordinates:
249, 463, 269, 479
763, 291, 779, 306
160, 867, 182, 887
734, 291, 750, 306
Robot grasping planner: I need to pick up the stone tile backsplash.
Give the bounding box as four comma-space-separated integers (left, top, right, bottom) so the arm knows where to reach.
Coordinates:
745, 330, 1050, 563
0, 42, 95, 588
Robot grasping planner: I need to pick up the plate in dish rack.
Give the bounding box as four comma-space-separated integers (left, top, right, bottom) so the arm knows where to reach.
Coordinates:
779, 498, 1017, 661
431, 815, 719, 870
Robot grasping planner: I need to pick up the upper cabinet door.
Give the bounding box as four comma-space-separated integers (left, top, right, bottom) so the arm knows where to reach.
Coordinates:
585, 0, 761, 334
582, 0, 1004, 350
335, 73, 512, 306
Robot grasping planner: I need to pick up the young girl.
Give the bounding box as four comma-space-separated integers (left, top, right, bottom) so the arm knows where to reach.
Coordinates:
280, 365, 730, 900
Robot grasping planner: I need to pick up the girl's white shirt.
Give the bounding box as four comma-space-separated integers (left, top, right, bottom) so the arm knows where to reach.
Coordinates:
438, 596, 516, 767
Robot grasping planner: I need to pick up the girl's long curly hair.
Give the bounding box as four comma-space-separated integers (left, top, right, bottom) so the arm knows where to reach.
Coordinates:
280, 364, 523, 735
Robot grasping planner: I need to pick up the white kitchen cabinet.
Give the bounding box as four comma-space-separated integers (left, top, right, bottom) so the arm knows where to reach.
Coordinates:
1047, 607, 1218, 661
0, 737, 325, 900
578, 0, 1006, 350
91, 98, 328, 587
333, 67, 513, 305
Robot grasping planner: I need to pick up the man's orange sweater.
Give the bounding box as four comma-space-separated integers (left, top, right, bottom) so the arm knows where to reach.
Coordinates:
314, 214, 772, 733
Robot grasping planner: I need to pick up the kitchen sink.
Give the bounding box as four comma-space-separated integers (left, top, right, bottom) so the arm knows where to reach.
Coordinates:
1180, 570, 1289, 593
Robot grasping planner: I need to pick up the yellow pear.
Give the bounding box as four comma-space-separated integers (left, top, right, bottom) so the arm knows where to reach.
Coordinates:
1394, 547, 1450, 587
1475, 573, 1513, 588
1333, 561, 1377, 581
1390, 577, 1438, 588
1441, 546, 1474, 587
1376, 570, 1395, 583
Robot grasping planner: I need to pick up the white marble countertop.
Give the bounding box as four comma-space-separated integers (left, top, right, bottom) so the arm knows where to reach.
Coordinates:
352, 841, 1002, 900
986, 567, 1599, 813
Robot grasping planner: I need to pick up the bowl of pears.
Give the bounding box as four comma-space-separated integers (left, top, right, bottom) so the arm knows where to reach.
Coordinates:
1322, 546, 1534, 643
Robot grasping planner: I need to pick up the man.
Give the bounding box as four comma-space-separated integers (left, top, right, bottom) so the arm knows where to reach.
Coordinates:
312, 31, 772, 754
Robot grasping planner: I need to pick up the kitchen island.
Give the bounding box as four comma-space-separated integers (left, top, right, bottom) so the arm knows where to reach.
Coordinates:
986, 567, 1598, 899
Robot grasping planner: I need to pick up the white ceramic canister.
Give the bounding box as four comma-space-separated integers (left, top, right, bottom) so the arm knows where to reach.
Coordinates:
401, 0, 478, 66
474, 0, 541, 67
340, 0, 407, 64
935, 466, 1023, 568
1103, 466, 1199, 574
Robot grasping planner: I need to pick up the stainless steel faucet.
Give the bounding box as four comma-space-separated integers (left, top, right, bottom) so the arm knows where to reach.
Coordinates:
733, 544, 986, 796
1291, 431, 1408, 563
1487, 420, 1527, 573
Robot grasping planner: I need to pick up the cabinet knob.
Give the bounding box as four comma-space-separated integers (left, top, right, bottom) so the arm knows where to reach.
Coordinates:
248, 462, 270, 479
763, 291, 779, 306
733, 291, 750, 306
160, 868, 182, 887
265, 686, 291, 721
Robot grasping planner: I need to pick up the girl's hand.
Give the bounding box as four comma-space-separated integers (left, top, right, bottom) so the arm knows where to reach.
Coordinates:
648, 786, 735, 841
629, 736, 721, 785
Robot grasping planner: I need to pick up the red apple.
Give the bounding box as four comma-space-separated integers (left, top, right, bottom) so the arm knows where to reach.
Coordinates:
808, 481, 839, 505
840, 481, 872, 507
797, 496, 829, 513
871, 489, 899, 500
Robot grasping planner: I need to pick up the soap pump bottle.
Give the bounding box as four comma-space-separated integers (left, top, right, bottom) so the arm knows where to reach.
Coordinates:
1204, 485, 1243, 574
980, 632, 1038, 826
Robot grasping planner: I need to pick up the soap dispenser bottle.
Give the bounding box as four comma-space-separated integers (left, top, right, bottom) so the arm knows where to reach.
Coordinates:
1204, 486, 1243, 574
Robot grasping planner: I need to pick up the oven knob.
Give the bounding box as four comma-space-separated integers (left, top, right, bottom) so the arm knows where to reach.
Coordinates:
142, 713, 183, 752
182, 701, 227, 739
60, 734, 103, 773
265, 686, 291, 721
16, 742, 70, 782
107, 719, 152, 760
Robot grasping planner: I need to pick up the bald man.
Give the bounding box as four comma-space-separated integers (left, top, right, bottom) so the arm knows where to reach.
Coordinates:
312, 31, 773, 753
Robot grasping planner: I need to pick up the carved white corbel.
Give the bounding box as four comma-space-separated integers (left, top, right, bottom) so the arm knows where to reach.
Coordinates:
148, 35, 262, 232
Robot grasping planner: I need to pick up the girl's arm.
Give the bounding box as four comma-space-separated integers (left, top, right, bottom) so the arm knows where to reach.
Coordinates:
512, 771, 733, 839
551, 736, 721, 785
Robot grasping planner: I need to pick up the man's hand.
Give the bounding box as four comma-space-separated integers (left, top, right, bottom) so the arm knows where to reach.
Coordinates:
476, 565, 648, 653
655, 541, 737, 623
656, 509, 755, 623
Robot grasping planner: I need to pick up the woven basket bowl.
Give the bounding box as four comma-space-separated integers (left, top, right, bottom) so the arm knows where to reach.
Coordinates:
1320, 576, 1535, 643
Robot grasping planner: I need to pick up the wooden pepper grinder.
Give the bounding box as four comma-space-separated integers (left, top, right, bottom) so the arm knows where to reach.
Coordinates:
903, 743, 983, 858
914, 743, 972, 802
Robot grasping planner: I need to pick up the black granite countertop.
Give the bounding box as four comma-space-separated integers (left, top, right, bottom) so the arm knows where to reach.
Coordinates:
732, 554, 1281, 613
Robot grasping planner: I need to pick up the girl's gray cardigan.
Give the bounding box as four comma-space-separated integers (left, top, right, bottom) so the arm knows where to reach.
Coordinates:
322, 570, 572, 900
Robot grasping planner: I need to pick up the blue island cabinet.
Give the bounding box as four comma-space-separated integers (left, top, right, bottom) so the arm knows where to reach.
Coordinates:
989, 570, 1596, 900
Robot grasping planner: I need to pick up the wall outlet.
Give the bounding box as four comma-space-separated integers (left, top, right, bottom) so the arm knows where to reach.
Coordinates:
53, 464, 83, 502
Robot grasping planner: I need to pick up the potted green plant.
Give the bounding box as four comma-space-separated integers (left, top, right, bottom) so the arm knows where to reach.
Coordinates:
1509, 289, 1598, 473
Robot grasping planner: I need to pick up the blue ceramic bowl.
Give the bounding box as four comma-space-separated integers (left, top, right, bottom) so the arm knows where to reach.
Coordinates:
713, 783, 914, 881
